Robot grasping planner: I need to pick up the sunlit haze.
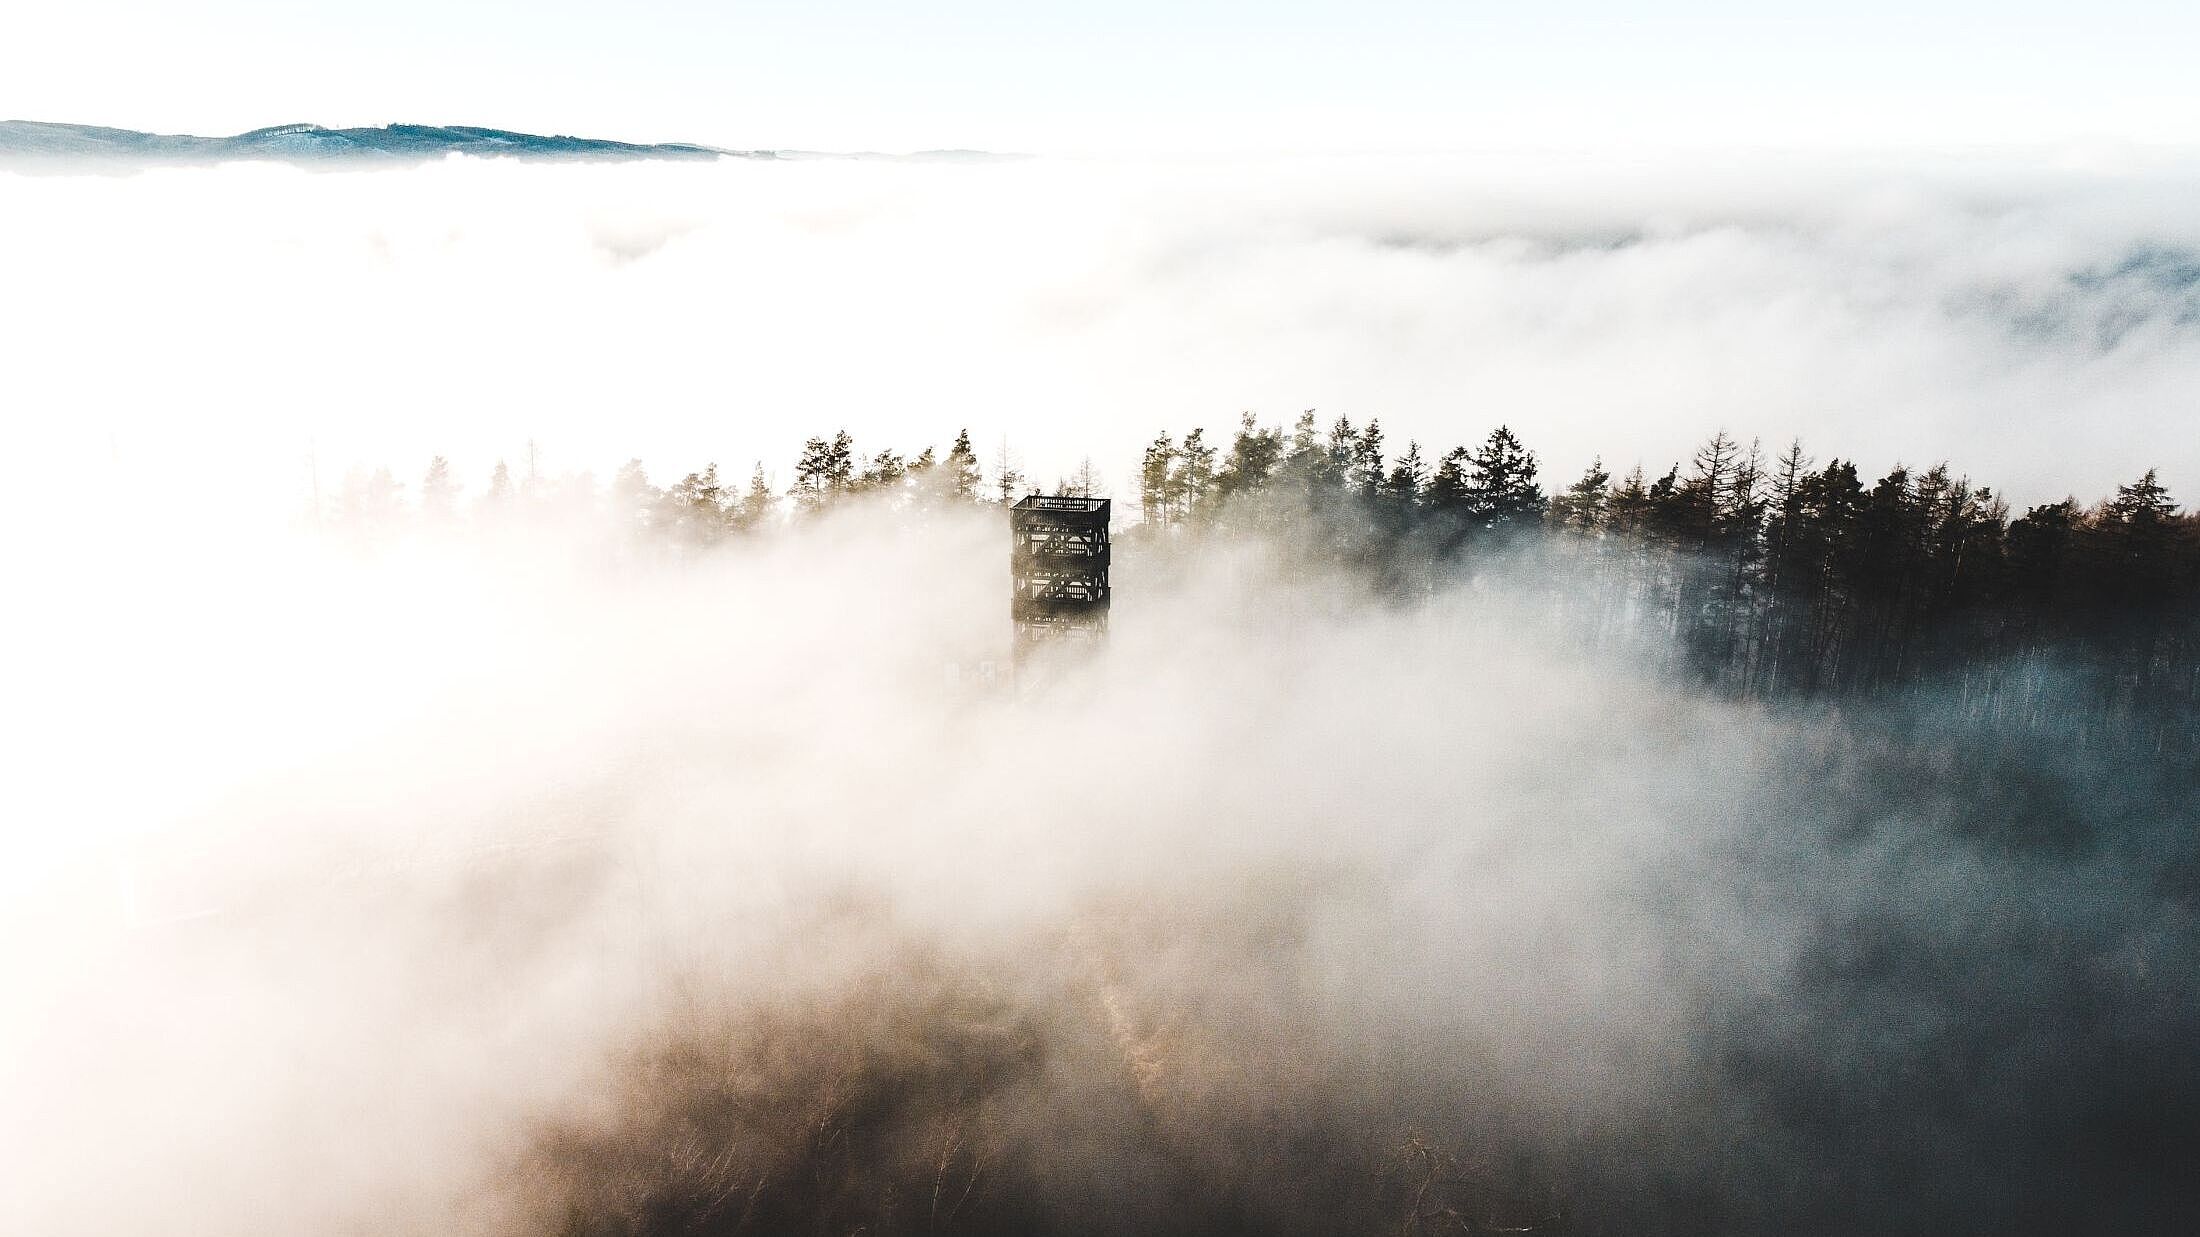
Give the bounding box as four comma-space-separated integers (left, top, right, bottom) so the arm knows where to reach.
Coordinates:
4, 7, 2198, 1237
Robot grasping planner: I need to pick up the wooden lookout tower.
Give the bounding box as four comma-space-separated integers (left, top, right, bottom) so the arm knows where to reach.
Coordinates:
1010, 495, 1111, 660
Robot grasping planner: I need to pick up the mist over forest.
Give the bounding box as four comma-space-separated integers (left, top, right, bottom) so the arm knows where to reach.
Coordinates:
3, 154, 2198, 1237
8, 153, 2200, 521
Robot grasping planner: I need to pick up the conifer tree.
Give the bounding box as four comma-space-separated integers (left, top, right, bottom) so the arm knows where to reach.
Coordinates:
420, 455, 457, 523
1275, 410, 1342, 500
1173, 428, 1217, 522
792, 431, 855, 511
609, 458, 656, 536
1326, 414, 1360, 485
858, 448, 908, 494
1550, 457, 1612, 532
1764, 440, 1813, 591
1384, 441, 1427, 506
1463, 425, 1545, 529
737, 463, 777, 530
991, 437, 1025, 505
1425, 446, 1472, 514
1139, 432, 1179, 525
661, 463, 731, 546
1350, 419, 1387, 497
1216, 412, 1284, 503
2093, 470, 2182, 606
1058, 457, 1104, 499
1602, 464, 1651, 538
482, 459, 514, 519
945, 429, 984, 501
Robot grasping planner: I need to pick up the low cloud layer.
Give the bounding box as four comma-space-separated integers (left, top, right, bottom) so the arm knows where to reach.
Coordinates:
3, 505, 2194, 1235
4, 150, 2200, 531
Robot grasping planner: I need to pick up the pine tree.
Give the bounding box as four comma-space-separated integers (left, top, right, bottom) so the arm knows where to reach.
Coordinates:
1693, 431, 1740, 513
1326, 415, 1360, 487
482, 459, 513, 517
904, 446, 941, 508
991, 437, 1025, 505
737, 463, 777, 530
792, 431, 855, 511
2007, 498, 2081, 613
1764, 440, 1813, 591
421, 455, 457, 523
1139, 432, 1179, 525
1463, 425, 1545, 529
1216, 412, 1285, 503
1173, 428, 1217, 522
945, 429, 983, 501
858, 448, 908, 495
1728, 439, 1767, 540
1276, 410, 1341, 500
1425, 446, 1472, 514
665, 463, 730, 545
609, 458, 657, 536
1057, 457, 1104, 499
1602, 465, 1651, 537
2093, 470, 2182, 606
1549, 457, 1612, 533
359, 466, 403, 532
1350, 419, 1387, 497
1384, 440, 1427, 507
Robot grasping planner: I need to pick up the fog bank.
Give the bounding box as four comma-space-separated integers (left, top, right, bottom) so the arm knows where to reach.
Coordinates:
6, 150, 2200, 527
4, 505, 2194, 1235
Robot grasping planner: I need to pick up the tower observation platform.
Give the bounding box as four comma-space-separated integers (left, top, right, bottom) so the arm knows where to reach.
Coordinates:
1010, 495, 1111, 658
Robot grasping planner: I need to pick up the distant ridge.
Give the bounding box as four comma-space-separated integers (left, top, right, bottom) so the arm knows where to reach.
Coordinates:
0, 120, 747, 167
0, 120, 1023, 169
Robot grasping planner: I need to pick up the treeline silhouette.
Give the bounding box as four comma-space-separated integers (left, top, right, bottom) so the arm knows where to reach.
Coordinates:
318, 416, 2197, 749
1131, 412, 2196, 755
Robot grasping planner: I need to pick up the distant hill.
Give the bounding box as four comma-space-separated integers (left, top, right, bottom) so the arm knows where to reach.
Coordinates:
0, 120, 752, 167
0, 121, 1028, 169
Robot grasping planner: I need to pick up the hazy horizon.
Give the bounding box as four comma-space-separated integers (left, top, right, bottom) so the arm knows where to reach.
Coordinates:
9, 148, 2200, 541
12, 2, 2200, 156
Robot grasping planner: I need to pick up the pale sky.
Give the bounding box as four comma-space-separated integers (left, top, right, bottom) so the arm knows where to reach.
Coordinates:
8, 1, 2200, 154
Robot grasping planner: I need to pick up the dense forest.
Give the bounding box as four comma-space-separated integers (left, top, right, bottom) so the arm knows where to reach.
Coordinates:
320, 415, 2198, 752
286, 424, 2200, 1237
1126, 413, 2200, 755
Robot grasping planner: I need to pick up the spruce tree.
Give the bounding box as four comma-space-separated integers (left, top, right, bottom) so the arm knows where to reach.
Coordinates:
1384, 440, 1427, 506
1463, 425, 1545, 529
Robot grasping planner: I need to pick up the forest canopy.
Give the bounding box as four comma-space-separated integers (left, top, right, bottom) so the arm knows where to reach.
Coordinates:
321, 415, 2198, 755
